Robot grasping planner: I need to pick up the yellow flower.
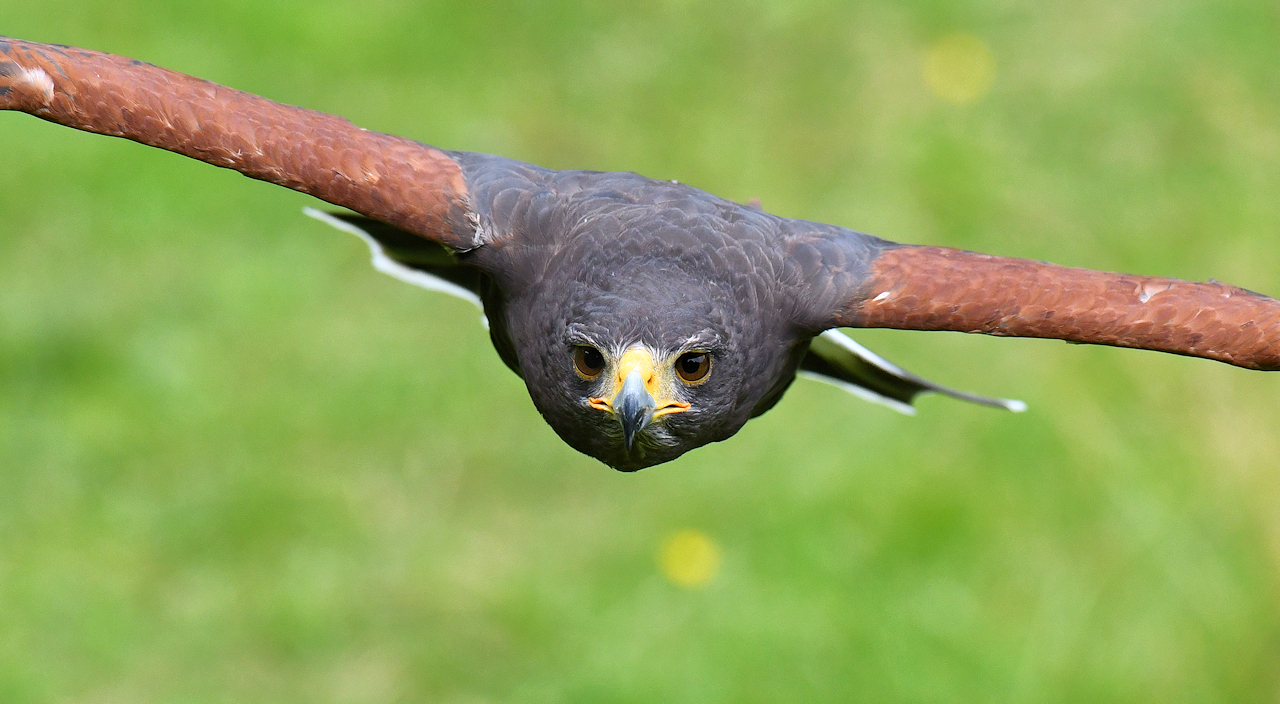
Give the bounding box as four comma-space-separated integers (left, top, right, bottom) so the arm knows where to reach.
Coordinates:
923, 33, 996, 106
659, 529, 721, 589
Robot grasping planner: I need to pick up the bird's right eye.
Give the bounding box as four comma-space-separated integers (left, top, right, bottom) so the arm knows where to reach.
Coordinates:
573, 346, 606, 380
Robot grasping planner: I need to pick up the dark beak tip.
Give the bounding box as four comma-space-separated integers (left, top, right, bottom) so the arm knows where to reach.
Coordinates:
620, 406, 651, 451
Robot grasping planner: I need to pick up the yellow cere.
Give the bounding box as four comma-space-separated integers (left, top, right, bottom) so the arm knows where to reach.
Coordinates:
922, 33, 996, 106
616, 348, 658, 393
659, 529, 721, 589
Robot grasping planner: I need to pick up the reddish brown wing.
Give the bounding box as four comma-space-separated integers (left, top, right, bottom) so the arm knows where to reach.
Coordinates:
0, 38, 474, 250
837, 246, 1280, 371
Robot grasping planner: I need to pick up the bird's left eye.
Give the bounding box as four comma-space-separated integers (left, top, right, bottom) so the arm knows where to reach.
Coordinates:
573, 346, 606, 380
675, 352, 712, 383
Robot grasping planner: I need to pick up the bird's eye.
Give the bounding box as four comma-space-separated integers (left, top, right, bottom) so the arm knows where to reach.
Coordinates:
573, 346, 606, 380
674, 352, 711, 384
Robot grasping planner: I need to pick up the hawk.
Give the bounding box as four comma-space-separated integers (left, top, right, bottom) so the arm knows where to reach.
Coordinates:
3, 38, 1277, 470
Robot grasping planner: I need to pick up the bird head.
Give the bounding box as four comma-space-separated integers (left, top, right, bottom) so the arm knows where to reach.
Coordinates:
557, 338, 724, 471
508, 256, 805, 471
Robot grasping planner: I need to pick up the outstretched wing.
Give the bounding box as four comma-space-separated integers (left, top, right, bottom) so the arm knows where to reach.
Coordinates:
8, 37, 1278, 373
0, 37, 475, 251
806, 242, 1280, 371
799, 330, 1025, 415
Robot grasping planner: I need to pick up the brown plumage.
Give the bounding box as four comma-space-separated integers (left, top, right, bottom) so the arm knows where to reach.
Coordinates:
841, 247, 1280, 371
3, 36, 1277, 469
0, 38, 473, 249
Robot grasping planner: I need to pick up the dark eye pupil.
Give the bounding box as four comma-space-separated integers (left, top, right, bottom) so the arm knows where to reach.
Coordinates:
582, 347, 603, 370
680, 354, 705, 374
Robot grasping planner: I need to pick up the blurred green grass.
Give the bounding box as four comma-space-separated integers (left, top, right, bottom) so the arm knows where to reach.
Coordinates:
3, 1, 1280, 701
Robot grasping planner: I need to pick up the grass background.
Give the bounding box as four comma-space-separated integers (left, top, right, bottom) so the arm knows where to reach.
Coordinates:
3, 1, 1280, 701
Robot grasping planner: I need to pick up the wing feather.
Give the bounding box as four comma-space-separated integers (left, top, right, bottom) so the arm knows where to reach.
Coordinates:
800, 330, 1026, 414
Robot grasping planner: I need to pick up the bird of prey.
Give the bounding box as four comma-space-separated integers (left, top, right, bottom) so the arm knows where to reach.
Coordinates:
3, 38, 1278, 470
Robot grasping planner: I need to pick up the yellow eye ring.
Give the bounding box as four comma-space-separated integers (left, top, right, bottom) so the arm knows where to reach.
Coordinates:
674, 351, 711, 384
573, 346, 606, 380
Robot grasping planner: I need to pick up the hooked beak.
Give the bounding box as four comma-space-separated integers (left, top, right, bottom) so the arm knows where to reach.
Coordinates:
615, 371, 656, 450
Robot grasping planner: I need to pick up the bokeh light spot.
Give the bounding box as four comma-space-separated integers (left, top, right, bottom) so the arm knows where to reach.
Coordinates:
922, 33, 996, 106
659, 529, 721, 588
